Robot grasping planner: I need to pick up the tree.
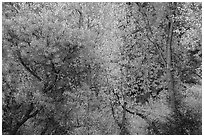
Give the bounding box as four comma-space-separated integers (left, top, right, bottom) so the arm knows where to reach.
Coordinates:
2, 2, 202, 135
2, 2, 100, 134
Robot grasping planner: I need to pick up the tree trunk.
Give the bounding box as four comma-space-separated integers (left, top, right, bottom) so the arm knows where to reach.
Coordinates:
166, 15, 176, 113
119, 102, 129, 135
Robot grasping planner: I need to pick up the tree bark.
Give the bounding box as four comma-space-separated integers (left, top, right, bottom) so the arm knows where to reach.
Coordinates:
166, 15, 176, 113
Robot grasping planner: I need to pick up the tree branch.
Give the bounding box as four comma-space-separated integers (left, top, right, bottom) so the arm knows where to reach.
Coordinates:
122, 105, 160, 134
193, 72, 202, 79
16, 51, 42, 82
10, 103, 41, 135
136, 3, 167, 68
110, 102, 120, 126
146, 34, 167, 67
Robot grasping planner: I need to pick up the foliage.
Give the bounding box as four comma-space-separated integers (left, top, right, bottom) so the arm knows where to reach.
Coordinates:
2, 2, 202, 135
